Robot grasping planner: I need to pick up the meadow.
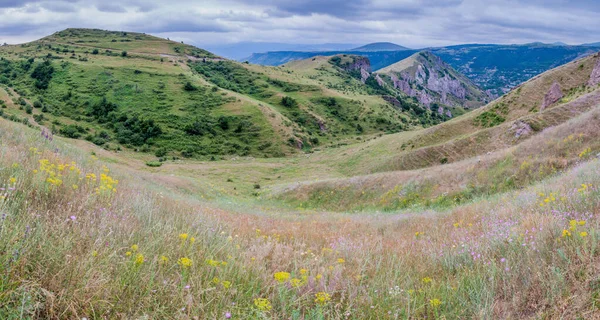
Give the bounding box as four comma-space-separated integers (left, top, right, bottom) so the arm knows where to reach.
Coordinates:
2, 98, 600, 319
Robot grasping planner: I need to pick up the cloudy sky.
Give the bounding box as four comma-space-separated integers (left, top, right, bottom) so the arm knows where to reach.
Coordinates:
0, 0, 599, 48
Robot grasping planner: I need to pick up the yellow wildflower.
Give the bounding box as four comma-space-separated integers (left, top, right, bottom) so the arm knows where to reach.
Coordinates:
9, 177, 16, 184
254, 298, 272, 311
562, 229, 572, 238
580, 231, 588, 237
290, 278, 303, 288
274, 271, 291, 283
569, 220, 577, 227
337, 258, 345, 264
422, 277, 432, 284
222, 281, 231, 289
212, 277, 220, 284
92, 250, 98, 257
578, 220, 586, 226
160, 256, 169, 264
206, 259, 220, 267
300, 268, 308, 275
316, 274, 322, 280
135, 254, 144, 265
131, 244, 139, 252
178, 257, 193, 268
429, 298, 442, 308
125, 251, 132, 256
179, 233, 188, 241
314, 292, 331, 305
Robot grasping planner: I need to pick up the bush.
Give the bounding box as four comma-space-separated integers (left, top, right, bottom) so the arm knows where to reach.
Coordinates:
31, 60, 54, 89
92, 49, 99, 54
281, 96, 298, 108
145, 161, 163, 167
59, 124, 87, 138
155, 148, 167, 158
183, 82, 197, 91
121, 51, 127, 57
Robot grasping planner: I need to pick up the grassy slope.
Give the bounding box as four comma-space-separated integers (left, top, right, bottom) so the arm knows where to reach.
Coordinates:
0, 29, 454, 161
2, 30, 600, 319
269, 52, 600, 211
0, 29, 287, 159
2, 100, 600, 318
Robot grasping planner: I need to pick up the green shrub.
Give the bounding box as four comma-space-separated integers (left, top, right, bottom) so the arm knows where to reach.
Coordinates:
145, 161, 163, 167
281, 96, 298, 108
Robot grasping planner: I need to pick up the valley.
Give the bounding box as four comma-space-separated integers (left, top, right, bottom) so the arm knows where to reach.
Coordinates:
1, 28, 600, 319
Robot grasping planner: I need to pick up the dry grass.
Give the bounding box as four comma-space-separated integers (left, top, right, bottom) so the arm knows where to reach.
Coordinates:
2, 97, 600, 319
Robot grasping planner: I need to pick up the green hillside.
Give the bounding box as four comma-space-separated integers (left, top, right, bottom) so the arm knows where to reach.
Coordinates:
0, 29, 458, 161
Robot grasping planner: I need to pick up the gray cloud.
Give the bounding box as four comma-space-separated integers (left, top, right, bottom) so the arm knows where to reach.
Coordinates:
0, 0, 598, 48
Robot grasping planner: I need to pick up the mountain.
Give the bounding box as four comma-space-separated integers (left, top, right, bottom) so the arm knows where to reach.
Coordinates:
351, 42, 410, 52
246, 49, 419, 70
376, 51, 490, 110
430, 43, 596, 96
582, 42, 600, 47
278, 51, 600, 209
0, 28, 451, 161
247, 43, 596, 97
203, 42, 360, 60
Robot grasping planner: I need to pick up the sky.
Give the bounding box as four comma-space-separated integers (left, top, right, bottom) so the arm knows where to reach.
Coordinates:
0, 0, 599, 49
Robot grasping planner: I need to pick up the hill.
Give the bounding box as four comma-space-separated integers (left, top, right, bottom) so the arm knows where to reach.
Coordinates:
376, 51, 490, 110
274, 51, 600, 211
247, 44, 596, 97
0, 29, 455, 163
351, 42, 410, 52
245, 49, 419, 70
2, 43, 600, 319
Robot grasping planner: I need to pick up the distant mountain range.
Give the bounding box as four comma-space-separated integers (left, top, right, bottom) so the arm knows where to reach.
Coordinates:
351, 42, 410, 52
246, 42, 598, 96
203, 42, 360, 60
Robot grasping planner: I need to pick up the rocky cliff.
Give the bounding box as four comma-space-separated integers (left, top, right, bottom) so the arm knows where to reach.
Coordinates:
376, 51, 490, 111
590, 55, 600, 87
329, 55, 372, 83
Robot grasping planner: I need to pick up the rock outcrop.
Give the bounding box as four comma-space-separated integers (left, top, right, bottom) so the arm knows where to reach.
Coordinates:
541, 81, 563, 111
375, 74, 385, 87
333, 55, 372, 84
376, 51, 489, 109
510, 120, 533, 139
589, 57, 600, 87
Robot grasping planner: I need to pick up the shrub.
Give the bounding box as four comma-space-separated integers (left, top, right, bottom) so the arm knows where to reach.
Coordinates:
281, 96, 298, 108
145, 161, 163, 167
155, 148, 167, 158
183, 82, 197, 91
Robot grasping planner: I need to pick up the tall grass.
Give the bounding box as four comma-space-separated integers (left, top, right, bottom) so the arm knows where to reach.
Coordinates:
1, 118, 600, 319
